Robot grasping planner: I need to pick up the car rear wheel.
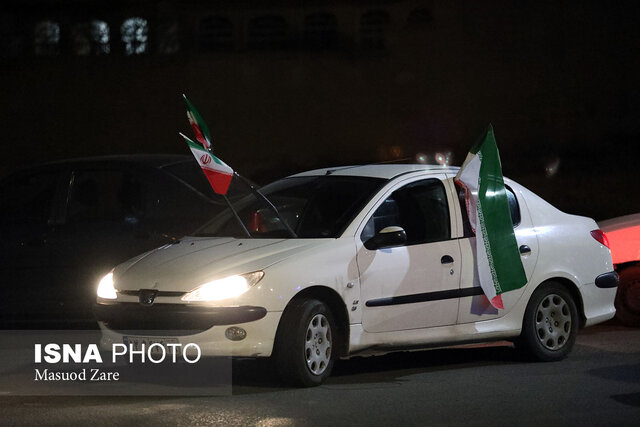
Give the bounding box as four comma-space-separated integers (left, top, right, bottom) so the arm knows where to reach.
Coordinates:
615, 265, 640, 327
273, 298, 337, 387
518, 283, 578, 361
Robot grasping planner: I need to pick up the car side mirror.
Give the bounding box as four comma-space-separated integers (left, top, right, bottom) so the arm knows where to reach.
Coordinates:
364, 226, 407, 250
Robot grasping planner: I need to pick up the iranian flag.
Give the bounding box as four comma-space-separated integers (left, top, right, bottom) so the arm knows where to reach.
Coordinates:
184, 94, 212, 151
455, 125, 527, 309
180, 133, 234, 195
181, 95, 234, 195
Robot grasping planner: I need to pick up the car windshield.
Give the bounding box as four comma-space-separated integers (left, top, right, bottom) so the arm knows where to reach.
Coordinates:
195, 175, 385, 238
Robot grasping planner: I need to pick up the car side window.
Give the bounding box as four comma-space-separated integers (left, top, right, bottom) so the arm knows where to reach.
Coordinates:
361, 178, 450, 245
0, 170, 59, 225
506, 186, 521, 226
455, 183, 521, 235
456, 182, 475, 238
67, 169, 144, 224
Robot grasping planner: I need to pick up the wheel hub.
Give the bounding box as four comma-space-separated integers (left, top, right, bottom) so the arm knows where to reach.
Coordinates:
305, 314, 332, 376
535, 294, 572, 351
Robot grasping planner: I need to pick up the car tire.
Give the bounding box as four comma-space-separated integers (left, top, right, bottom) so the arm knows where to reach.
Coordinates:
518, 283, 579, 362
615, 265, 640, 327
273, 298, 337, 387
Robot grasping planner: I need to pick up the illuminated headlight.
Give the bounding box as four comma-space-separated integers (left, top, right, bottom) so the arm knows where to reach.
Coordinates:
97, 271, 117, 300
182, 271, 264, 302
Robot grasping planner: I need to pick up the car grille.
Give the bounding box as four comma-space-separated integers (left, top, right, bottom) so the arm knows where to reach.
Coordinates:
117, 290, 186, 297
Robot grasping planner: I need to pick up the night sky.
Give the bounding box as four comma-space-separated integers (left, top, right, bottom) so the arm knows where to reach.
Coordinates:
1, 0, 639, 220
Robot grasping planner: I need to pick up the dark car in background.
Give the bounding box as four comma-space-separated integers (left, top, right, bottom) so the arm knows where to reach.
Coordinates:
0, 154, 227, 327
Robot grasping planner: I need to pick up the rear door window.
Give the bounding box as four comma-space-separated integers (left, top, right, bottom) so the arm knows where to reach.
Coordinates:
455, 183, 520, 236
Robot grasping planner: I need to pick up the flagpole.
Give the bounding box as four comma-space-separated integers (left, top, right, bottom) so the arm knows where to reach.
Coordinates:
181, 95, 281, 238
234, 172, 297, 238
223, 194, 252, 238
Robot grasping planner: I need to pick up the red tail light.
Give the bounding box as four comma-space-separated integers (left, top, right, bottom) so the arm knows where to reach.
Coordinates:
590, 229, 610, 249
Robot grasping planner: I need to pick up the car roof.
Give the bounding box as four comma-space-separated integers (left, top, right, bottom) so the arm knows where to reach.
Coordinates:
288, 164, 459, 180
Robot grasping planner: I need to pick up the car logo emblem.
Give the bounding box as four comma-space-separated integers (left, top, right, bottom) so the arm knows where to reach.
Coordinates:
200, 154, 211, 165
139, 289, 158, 306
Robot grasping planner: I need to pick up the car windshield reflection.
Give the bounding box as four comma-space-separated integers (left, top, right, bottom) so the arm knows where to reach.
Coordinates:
195, 176, 385, 238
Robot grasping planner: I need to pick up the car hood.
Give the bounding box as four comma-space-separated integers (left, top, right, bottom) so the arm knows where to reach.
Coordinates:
113, 236, 327, 292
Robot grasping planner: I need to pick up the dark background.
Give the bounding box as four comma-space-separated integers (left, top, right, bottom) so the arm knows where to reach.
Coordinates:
1, 0, 639, 220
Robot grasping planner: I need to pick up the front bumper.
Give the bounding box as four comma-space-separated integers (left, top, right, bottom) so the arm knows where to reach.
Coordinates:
94, 302, 267, 335
95, 302, 282, 358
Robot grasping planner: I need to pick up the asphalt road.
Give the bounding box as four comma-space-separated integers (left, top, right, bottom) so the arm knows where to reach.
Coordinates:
1, 320, 639, 426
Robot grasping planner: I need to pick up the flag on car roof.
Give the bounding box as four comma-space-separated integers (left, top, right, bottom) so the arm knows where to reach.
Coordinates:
455, 125, 527, 309
181, 95, 233, 195
180, 133, 234, 195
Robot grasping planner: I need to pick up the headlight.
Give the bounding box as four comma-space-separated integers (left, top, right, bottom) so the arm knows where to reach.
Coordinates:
181, 271, 264, 302
97, 271, 117, 300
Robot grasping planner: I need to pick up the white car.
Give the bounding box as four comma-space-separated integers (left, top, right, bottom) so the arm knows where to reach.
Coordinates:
95, 164, 618, 386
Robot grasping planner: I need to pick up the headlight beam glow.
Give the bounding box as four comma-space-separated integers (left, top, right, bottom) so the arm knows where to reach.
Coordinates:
182, 271, 264, 302
97, 272, 117, 299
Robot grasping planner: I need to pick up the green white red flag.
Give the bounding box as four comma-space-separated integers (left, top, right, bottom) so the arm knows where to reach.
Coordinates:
184, 94, 212, 151
181, 95, 234, 195
180, 133, 234, 195
455, 125, 527, 309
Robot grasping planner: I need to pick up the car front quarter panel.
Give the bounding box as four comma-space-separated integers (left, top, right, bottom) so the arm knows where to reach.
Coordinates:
232, 238, 360, 320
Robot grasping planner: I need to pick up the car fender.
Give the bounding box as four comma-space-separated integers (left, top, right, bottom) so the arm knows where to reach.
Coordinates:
235, 238, 360, 319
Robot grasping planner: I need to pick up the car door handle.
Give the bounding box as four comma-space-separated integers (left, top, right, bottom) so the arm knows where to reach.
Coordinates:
519, 245, 531, 255
441, 255, 454, 264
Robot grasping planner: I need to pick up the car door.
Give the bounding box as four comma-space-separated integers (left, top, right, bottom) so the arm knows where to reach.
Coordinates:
455, 180, 540, 323
357, 175, 461, 332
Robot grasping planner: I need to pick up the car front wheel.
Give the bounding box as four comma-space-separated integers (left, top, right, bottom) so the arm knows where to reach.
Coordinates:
518, 283, 578, 361
274, 298, 337, 387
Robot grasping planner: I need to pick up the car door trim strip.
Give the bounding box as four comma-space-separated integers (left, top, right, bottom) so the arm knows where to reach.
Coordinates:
365, 286, 484, 307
